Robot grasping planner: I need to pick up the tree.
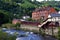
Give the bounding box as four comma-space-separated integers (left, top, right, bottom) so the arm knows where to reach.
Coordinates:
0, 30, 16, 40
15, 22, 21, 30
0, 12, 9, 25
0, 0, 60, 20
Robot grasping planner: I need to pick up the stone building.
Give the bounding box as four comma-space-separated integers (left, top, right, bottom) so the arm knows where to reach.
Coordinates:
32, 6, 57, 20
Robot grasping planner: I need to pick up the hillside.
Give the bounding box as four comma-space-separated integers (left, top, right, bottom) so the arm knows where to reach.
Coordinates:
0, 0, 39, 18
0, 0, 60, 20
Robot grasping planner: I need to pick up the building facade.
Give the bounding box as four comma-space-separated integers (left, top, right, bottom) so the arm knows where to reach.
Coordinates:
48, 13, 60, 26
32, 6, 57, 20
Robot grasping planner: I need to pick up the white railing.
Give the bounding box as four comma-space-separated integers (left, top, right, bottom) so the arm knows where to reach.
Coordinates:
39, 19, 49, 27
38, 18, 60, 28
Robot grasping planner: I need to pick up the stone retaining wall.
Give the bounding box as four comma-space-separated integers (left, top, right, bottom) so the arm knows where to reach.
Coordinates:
20, 24, 39, 32
41, 27, 58, 36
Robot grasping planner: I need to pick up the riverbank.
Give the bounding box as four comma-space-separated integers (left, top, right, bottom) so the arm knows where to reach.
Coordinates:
1, 28, 44, 40
20, 24, 39, 34
1, 27, 58, 40
1, 23, 58, 40
15, 27, 58, 40
43, 35, 57, 40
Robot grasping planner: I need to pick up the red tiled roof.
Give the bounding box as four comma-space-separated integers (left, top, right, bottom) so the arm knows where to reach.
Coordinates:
12, 19, 40, 26
34, 6, 54, 12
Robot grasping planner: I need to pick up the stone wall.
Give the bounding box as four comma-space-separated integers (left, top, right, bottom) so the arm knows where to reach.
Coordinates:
42, 27, 58, 36
20, 24, 39, 32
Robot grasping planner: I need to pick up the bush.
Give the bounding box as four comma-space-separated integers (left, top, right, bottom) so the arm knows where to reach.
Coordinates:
26, 18, 36, 22
14, 23, 21, 30
58, 27, 60, 40
1, 23, 21, 30
39, 28, 45, 36
0, 31, 16, 40
2, 23, 16, 29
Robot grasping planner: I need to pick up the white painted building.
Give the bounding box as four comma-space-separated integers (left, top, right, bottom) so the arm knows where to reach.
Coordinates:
48, 14, 60, 22
48, 13, 60, 26
58, 11, 60, 14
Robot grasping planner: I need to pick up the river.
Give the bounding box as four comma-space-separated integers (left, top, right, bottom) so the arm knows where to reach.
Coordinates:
2, 28, 44, 40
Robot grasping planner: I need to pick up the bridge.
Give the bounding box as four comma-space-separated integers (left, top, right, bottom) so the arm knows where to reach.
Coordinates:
38, 17, 60, 28
38, 13, 60, 28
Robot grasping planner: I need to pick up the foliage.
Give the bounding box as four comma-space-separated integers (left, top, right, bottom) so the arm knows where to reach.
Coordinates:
15, 23, 21, 30
42, 1, 60, 11
39, 18, 44, 23
2, 22, 21, 30
58, 27, 60, 40
0, 30, 16, 40
0, 12, 9, 25
15, 22, 21, 28
26, 18, 33, 21
0, 0, 60, 25
2, 23, 15, 29
39, 28, 45, 36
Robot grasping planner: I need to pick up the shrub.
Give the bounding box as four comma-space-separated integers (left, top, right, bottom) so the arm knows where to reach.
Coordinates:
1, 23, 21, 30
0, 31, 16, 40
14, 22, 21, 30
58, 27, 60, 40
39, 28, 45, 36
2, 23, 14, 27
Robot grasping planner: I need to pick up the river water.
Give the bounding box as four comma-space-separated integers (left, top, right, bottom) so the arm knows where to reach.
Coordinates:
2, 28, 44, 40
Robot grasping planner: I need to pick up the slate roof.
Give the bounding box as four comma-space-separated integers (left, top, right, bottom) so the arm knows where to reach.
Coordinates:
50, 13, 60, 17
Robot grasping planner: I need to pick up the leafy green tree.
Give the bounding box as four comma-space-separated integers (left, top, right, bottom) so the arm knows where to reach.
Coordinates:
0, 0, 60, 21
26, 18, 33, 21
0, 12, 9, 25
15, 22, 21, 30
